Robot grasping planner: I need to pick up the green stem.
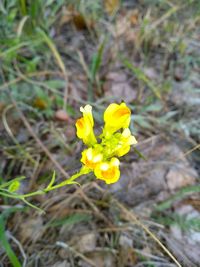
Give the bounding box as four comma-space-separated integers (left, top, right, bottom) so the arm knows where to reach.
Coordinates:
45, 171, 84, 191
0, 167, 91, 200
0, 191, 21, 199
19, 0, 27, 16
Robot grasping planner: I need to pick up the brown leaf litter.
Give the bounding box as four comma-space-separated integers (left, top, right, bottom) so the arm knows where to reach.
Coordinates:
110, 135, 197, 207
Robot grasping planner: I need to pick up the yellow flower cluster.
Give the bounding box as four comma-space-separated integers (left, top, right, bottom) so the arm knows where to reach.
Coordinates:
75, 103, 137, 184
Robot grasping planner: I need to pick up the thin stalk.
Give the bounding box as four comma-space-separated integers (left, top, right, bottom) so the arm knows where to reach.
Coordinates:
19, 0, 27, 16
0, 169, 91, 200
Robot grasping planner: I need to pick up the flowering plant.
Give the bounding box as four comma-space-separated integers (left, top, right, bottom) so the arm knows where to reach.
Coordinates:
0, 103, 137, 210
76, 102, 137, 184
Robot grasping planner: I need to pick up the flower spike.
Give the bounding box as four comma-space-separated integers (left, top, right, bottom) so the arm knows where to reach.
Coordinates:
76, 102, 137, 184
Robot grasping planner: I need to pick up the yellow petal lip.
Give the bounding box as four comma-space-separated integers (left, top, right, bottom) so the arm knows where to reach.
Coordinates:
104, 103, 130, 122
100, 163, 109, 171
110, 157, 120, 166
113, 128, 137, 157
80, 104, 92, 113
80, 104, 94, 125
93, 154, 103, 163
81, 148, 103, 170
122, 128, 137, 145
86, 147, 93, 161
129, 135, 137, 145
103, 103, 131, 135
94, 157, 120, 184
122, 128, 131, 138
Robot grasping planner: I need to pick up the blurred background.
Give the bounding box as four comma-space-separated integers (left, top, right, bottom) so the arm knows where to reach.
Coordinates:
0, 0, 200, 266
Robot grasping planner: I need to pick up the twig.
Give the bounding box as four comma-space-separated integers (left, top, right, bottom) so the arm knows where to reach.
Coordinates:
56, 241, 96, 267
2, 104, 36, 164
78, 186, 114, 227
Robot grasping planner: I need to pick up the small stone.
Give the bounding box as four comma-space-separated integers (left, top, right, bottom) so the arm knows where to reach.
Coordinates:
166, 166, 196, 191
55, 110, 69, 121
51, 261, 70, 267
74, 233, 96, 253
119, 234, 133, 248
19, 217, 44, 243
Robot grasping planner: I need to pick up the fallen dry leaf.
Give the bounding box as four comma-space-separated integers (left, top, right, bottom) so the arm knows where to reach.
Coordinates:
109, 136, 198, 206
82, 251, 116, 267
114, 15, 130, 37
74, 233, 97, 253
104, 0, 120, 16
73, 13, 88, 30
118, 234, 136, 266
111, 9, 139, 39
104, 72, 137, 103
33, 97, 48, 109
58, 7, 73, 28
166, 165, 196, 191
129, 9, 139, 25
19, 217, 44, 243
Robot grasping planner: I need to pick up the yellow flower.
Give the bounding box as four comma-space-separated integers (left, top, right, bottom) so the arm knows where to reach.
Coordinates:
76, 102, 138, 185
103, 103, 131, 136
81, 147, 103, 170
76, 105, 97, 146
114, 128, 137, 157
94, 158, 120, 184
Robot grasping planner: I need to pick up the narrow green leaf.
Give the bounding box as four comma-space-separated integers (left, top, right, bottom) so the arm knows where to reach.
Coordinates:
90, 40, 105, 80
133, 147, 147, 160
47, 213, 92, 227
0, 216, 22, 267
155, 185, 200, 211
47, 171, 56, 189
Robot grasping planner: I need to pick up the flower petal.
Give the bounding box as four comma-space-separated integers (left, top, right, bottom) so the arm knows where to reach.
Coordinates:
114, 128, 137, 157
81, 147, 103, 170
94, 158, 120, 184
103, 103, 131, 135
76, 105, 97, 146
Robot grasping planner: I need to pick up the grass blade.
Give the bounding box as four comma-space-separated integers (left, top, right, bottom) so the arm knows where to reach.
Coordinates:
0, 216, 22, 267
155, 185, 200, 211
